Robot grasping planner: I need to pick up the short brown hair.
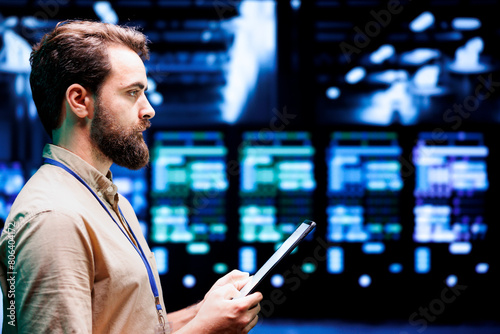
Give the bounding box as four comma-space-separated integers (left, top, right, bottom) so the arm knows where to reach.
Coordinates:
29, 20, 150, 139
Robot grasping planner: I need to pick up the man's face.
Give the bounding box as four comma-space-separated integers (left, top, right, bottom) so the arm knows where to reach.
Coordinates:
90, 96, 151, 170
90, 45, 155, 170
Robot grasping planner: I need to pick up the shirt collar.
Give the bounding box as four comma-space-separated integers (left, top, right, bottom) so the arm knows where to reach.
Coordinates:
42, 144, 119, 206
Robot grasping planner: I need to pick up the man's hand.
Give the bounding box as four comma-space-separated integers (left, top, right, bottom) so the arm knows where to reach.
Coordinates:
204, 269, 251, 298
182, 270, 263, 333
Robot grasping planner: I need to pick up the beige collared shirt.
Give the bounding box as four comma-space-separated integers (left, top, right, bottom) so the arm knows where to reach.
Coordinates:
0, 144, 168, 333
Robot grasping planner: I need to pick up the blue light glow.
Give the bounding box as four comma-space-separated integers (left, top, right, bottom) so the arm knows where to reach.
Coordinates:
0, 162, 25, 222
412, 65, 443, 95
446, 275, 458, 287
187, 242, 210, 254
369, 45, 395, 64
415, 247, 430, 274
410, 11, 435, 32
476, 263, 489, 274
449, 242, 471, 254
302, 262, 316, 274
152, 247, 168, 275
0, 29, 31, 73
221, 1, 276, 123
389, 263, 403, 274
290, 0, 301, 10
452, 17, 481, 31
271, 274, 284, 288
362, 242, 385, 254
213, 263, 229, 274
148, 91, 163, 106
361, 82, 417, 125
359, 274, 371, 288
139, 221, 148, 240
326, 86, 341, 99
327, 247, 344, 274
345, 67, 366, 84
400, 48, 440, 65
183, 275, 197, 288
239, 246, 257, 273
93, 1, 118, 24
449, 37, 487, 73
369, 70, 408, 84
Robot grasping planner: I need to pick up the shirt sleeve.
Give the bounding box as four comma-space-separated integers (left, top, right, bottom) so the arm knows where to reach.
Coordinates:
12, 210, 93, 334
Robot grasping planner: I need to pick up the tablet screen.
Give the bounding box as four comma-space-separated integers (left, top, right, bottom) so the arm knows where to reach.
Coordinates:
237, 220, 316, 298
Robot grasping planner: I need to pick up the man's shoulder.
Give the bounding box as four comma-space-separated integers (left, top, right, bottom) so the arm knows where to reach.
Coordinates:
6, 165, 89, 228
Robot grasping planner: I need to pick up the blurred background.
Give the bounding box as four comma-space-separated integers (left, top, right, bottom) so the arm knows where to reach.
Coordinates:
1, 0, 500, 333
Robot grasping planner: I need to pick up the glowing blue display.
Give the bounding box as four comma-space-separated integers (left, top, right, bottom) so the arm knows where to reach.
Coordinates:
326, 132, 403, 243
239, 132, 316, 244
413, 132, 489, 244
150, 132, 228, 245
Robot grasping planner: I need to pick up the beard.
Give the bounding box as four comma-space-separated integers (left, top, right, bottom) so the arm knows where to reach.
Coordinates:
90, 98, 151, 170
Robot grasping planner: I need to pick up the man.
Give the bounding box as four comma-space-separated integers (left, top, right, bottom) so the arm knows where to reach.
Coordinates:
0, 20, 262, 333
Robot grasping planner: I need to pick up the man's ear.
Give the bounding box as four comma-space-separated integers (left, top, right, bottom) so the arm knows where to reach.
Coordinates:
65, 83, 95, 120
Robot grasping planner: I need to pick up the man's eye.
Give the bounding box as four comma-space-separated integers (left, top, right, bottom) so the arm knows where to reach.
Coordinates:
129, 90, 139, 97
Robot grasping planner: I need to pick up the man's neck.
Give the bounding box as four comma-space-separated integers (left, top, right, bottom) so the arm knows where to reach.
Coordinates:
53, 133, 112, 175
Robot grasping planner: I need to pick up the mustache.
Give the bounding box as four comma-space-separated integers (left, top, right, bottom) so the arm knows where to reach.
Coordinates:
136, 119, 151, 132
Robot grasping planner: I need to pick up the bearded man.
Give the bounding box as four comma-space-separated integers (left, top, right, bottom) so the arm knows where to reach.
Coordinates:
0, 20, 261, 334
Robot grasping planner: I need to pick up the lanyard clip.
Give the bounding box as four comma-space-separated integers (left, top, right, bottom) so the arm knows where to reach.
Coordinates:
156, 309, 167, 334
155, 297, 167, 333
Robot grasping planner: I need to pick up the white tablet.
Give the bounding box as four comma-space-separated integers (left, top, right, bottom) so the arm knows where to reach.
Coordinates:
236, 220, 316, 298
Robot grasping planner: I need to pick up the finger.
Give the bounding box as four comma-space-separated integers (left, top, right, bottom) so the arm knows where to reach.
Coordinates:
248, 301, 261, 317
217, 283, 240, 300
234, 275, 252, 291
243, 291, 263, 307
243, 314, 259, 334
217, 270, 249, 286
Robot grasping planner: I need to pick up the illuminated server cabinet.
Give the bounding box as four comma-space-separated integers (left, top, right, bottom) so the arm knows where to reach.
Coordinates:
412, 132, 490, 278
238, 131, 317, 278
149, 131, 230, 293
325, 132, 404, 283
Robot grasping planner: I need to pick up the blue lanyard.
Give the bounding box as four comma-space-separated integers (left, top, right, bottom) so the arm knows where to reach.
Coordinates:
43, 158, 165, 319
